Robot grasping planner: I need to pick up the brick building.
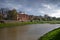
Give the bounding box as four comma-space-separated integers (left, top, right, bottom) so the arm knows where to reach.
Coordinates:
17, 13, 30, 22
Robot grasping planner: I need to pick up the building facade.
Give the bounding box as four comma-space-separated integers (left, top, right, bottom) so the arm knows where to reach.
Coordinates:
17, 13, 30, 22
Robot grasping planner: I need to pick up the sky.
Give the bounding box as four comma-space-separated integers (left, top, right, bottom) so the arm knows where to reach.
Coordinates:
0, 0, 60, 17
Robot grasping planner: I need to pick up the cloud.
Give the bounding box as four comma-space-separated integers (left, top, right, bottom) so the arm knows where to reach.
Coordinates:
26, 8, 32, 12
0, 0, 60, 17
42, 4, 52, 9
49, 10, 60, 17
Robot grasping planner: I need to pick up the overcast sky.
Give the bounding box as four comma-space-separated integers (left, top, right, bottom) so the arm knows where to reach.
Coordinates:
0, 0, 60, 17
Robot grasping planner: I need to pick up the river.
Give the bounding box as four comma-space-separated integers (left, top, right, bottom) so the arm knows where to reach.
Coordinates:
0, 24, 60, 40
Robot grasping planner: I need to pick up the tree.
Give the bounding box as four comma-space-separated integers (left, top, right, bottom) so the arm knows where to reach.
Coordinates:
0, 8, 10, 20
47, 16, 52, 21
0, 8, 4, 20
39, 15, 43, 21
7, 9, 17, 20
52, 17, 56, 21
0, 13, 3, 20
44, 14, 48, 21
43, 14, 53, 21
56, 18, 60, 21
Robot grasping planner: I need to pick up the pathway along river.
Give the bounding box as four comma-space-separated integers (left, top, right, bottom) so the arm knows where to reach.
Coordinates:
0, 24, 60, 40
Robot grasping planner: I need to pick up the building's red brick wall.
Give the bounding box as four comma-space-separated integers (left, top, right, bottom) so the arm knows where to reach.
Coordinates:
17, 14, 29, 21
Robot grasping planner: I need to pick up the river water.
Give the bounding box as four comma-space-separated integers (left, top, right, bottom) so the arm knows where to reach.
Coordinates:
0, 24, 60, 40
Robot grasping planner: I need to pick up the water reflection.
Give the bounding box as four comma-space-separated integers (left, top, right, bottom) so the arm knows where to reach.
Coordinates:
0, 24, 60, 40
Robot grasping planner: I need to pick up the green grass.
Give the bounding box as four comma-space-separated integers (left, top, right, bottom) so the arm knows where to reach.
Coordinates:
0, 22, 30, 28
38, 27, 60, 40
0, 21, 42, 28
0, 21, 60, 28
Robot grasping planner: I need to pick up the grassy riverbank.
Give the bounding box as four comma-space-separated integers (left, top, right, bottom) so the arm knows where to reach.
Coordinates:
39, 28, 60, 40
0, 21, 42, 28
0, 21, 60, 28
38, 21, 60, 24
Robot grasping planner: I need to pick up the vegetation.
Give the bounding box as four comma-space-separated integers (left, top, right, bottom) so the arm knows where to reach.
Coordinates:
0, 21, 41, 28
0, 14, 3, 20
0, 8, 60, 21
0, 21, 60, 28
38, 28, 60, 40
7, 9, 17, 20
0, 8, 60, 28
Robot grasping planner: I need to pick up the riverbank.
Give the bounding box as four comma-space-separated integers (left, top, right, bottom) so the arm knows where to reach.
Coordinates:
0, 21, 41, 28
39, 27, 60, 40
0, 21, 60, 28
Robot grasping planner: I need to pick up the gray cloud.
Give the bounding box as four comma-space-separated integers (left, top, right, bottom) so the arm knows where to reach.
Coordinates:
0, 0, 60, 17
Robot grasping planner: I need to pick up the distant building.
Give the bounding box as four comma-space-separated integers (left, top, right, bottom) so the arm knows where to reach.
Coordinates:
17, 13, 30, 22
